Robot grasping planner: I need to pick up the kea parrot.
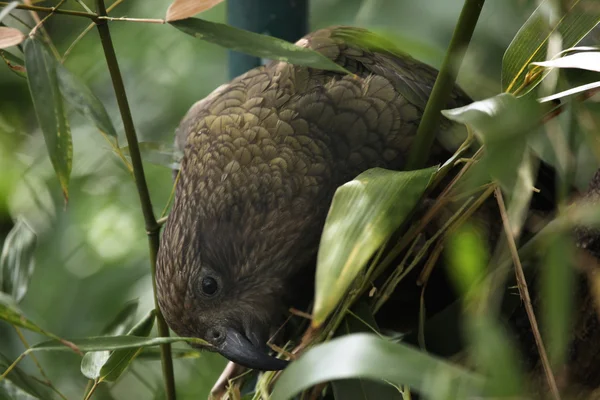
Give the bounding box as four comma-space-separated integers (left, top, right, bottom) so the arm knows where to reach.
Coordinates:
155, 26, 472, 371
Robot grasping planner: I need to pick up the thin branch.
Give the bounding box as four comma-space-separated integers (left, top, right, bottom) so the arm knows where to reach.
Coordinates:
96, 15, 165, 23
94, 1, 176, 399
29, 0, 66, 37
13, 327, 68, 400
406, 0, 486, 169
62, 0, 125, 63
0, 1, 97, 19
495, 187, 561, 400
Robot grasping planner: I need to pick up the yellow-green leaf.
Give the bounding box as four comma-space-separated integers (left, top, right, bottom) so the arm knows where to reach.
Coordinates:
271, 334, 483, 400
312, 167, 437, 327
502, 0, 600, 95
170, 18, 349, 74
24, 38, 72, 200
99, 309, 156, 382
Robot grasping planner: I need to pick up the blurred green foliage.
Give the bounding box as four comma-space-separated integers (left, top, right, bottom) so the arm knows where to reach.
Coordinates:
0, 0, 595, 399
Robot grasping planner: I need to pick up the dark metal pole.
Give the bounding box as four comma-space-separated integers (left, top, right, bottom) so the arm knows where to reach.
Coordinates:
227, 0, 309, 79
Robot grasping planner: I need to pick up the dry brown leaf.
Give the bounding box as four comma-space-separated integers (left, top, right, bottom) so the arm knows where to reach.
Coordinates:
0, 27, 25, 50
166, 0, 224, 22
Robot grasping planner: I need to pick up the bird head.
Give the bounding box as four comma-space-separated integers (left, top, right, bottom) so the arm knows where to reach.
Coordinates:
154, 169, 316, 370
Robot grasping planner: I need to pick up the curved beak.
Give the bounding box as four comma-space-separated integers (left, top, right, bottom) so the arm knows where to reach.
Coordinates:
217, 328, 288, 371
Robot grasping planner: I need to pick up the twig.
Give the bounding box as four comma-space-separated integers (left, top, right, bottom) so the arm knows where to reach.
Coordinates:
406, 0, 486, 169
29, 0, 66, 37
62, 0, 125, 63
83, 379, 99, 400
94, 1, 176, 399
0, 1, 97, 19
13, 327, 68, 400
96, 15, 165, 23
495, 187, 561, 400
23, 0, 61, 58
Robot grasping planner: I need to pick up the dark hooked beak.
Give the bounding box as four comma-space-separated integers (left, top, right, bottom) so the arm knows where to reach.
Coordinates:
217, 328, 288, 371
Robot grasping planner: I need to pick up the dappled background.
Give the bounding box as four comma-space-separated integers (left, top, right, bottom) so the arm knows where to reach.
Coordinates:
0, 0, 594, 398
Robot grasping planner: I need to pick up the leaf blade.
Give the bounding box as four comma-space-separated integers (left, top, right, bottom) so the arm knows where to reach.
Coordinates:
271, 334, 483, 400
24, 38, 72, 200
170, 18, 348, 74
166, 0, 224, 22
0, 27, 24, 49
502, 0, 600, 95
56, 63, 118, 138
0, 219, 36, 303
312, 167, 437, 327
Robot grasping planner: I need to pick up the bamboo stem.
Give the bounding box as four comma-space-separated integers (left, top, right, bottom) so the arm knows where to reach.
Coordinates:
93, 1, 176, 399
406, 0, 485, 169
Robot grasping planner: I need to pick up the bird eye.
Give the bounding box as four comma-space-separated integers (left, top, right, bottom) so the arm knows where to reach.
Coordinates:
201, 276, 218, 296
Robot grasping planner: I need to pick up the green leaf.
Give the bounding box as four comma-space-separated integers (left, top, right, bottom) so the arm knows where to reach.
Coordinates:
99, 309, 156, 382
332, 303, 403, 400
444, 223, 487, 301
532, 50, 600, 72
56, 63, 118, 138
312, 167, 437, 327
24, 38, 72, 200
0, 2, 20, 23
442, 93, 542, 189
137, 347, 200, 360
0, 219, 36, 303
31, 335, 209, 352
541, 233, 575, 367
538, 80, 600, 103
443, 94, 543, 234
271, 334, 483, 400
466, 316, 525, 397
0, 293, 59, 339
0, 50, 26, 78
80, 300, 139, 379
502, 0, 600, 95
170, 18, 348, 74
0, 353, 52, 399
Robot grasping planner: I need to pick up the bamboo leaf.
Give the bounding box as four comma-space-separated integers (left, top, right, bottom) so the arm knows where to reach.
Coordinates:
56, 63, 118, 138
31, 335, 209, 352
0, 219, 36, 303
137, 348, 199, 360
24, 38, 72, 201
538, 80, 600, 102
0, 2, 20, 23
541, 233, 575, 367
80, 300, 139, 379
466, 316, 525, 396
99, 309, 156, 382
532, 50, 600, 72
0, 50, 26, 78
0, 353, 52, 400
502, 0, 600, 95
170, 18, 349, 74
312, 167, 437, 327
442, 93, 542, 191
0, 293, 59, 339
332, 304, 403, 400
443, 94, 542, 234
271, 334, 483, 400
166, 0, 224, 22
0, 27, 24, 49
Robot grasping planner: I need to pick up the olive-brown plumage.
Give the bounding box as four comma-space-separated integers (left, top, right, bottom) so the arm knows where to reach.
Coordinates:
156, 26, 471, 370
